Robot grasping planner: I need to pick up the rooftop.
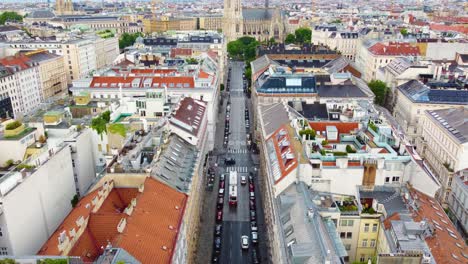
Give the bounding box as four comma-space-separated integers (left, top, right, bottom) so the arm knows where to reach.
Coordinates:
38, 177, 187, 264
426, 107, 468, 144
398, 80, 468, 105
169, 97, 207, 137
369, 42, 420, 56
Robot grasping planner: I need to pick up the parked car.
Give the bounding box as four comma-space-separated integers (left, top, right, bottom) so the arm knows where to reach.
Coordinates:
219, 180, 225, 189
241, 176, 247, 185
250, 191, 255, 200
215, 224, 222, 236
217, 197, 224, 209
252, 249, 260, 264
212, 255, 219, 263
216, 210, 223, 222
248, 174, 254, 183
214, 236, 221, 253
249, 183, 255, 192
218, 188, 225, 198
251, 221, 258, 231
251, 231, 258, 243
250, 200, 255, 210
220, 174, 225, 181
250, 210, 256, 221
241, 235, 249, 249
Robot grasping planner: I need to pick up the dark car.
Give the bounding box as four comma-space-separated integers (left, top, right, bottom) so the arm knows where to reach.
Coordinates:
215, 224, 222, 236
219, 180, 225, 189
225, 158, 236, 166
220, 174, 225, 181
250, 200, 256, 210
217, 197, 224, 209
251, 221, 258, 231
212, 255, 219, 263
250, 210, 256, 221
216, 210, 223, 222
252, 249, 260, 264
214, 236, 221, 253
248, 174, 254, 183
249, 183, 255, 192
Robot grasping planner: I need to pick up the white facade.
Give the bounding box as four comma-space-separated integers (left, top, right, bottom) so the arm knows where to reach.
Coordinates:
0, 144, 76, 255
312, 28, 360, 61
449, 171, 468, 236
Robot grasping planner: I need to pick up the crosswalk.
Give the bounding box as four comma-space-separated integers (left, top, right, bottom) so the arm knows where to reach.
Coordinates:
225, 166, 249, 173
227, 148, 249, 154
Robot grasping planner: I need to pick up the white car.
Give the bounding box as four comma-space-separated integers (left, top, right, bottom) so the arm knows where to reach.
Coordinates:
241, 235, 249, 249
241, 176, 247, 185
251, 231, 258, 243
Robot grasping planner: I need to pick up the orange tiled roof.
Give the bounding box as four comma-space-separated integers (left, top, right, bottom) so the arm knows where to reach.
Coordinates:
170, 48, 192, 58
89, 76, 195, 89
309, 121, 359, 136
38, 178, 187, 264
269, 125, 298, 184
430, 24, 468, 35
198, 70, 211, 79
0, 55, 34, 70
408, 188, 468, 263
368, 42, 420, 56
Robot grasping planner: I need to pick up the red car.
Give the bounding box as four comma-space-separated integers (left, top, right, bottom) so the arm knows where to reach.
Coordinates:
249, 184, 255, 192
216, 210, 223, 222
219, 180, 225, 189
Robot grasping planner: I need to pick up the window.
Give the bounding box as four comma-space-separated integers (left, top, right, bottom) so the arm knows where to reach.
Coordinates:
346, 232, 352, 239
340, 232, 346, 238
0, 227, 2, 237
362, 239, 368, 247
372, 224, 378, 232
364, 223, 369, 232
370, 239, 376, 247
385, 177, 390, 183
0, 247, 7, 255
340, 219, 354, 226
360, 255, 366, 262
392, 176, 400, 182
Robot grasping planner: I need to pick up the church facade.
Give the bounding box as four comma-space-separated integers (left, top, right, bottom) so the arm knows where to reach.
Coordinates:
223, 0, 285, 42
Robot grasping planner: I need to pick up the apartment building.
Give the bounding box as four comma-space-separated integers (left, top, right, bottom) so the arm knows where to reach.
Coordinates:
6, 36, 119, 84
393, 80, 468, 143
0, 143, 76, 256
449, 170, 468, 237
0, 68, 14, 119
49, 16, 143, 34
93, 36, 119, 69
24, 50, 68, 99
0, 55, 43, 118
312, 25, 360, 61
418, 107, 468, 205
356, 42, 421, 82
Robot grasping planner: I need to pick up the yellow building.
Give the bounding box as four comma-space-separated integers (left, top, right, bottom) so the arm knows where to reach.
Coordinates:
24, 50, 68, 99
356, 214, 381, 263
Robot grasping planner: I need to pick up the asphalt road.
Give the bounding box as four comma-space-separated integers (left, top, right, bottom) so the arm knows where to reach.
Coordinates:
195, 60, 268, 264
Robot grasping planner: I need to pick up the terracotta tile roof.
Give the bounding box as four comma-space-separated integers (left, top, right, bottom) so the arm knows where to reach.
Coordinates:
90, 76, 195, 89
0, 55, 35, 71
269, 125, 298, 184
368, 42, 420, 56
170, 97, 207, 137
383, 212, 401, 230
198, 70, 211, 79
408, 188, 468, 264
430, 24, 468, 35
38, 178, 187, 264
309, 121, 359, 137
170, 48, 192, 58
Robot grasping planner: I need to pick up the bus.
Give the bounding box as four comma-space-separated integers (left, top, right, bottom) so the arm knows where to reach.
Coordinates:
229, 170, 238, 206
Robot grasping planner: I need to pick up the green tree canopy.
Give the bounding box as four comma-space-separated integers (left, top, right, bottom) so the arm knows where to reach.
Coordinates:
400, 28, 409, 36
299, 129, 316, 140
368, 80, 388, 106
226, 36, 259, 62
285, 33, 296, 44
101, 110, 111, 123
119, 32, 142, 49
294, 27, 312, 44
0, 12, 23, 25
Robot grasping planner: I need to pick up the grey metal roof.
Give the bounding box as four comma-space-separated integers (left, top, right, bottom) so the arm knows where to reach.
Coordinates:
398, 80, 468, 104
317, 84, 368, 98
151, 135, 197, 194
242, 8, 274, 20
287, 101, 328, 121
259, 103, 289, 138
29, 10, 55, 19
359, 189, 408, 216
427, 107, 468, 143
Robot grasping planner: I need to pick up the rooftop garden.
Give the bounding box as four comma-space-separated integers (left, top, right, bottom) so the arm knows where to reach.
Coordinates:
108, 123, 127, 137
338, 199, 358, 212
5, 121, 22, 130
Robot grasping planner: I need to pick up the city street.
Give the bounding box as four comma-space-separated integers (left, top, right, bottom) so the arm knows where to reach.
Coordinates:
195, 60, 268, 264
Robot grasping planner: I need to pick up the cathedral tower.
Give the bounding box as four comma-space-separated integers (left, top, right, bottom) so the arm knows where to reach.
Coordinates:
56, 0, 74, 15
223, 0, 243, 41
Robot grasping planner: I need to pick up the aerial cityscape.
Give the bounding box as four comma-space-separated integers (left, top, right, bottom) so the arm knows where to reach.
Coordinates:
0, 0, 466, 264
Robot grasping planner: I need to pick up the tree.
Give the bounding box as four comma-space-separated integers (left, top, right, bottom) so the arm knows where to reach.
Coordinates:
91, 115, 107, 139
71, 194, 79, 208
119, 32, 142, 49
299, 129, 316, 140
227, 40, 243, 59
101, 110, 111, 123
285, 33, 296, 44
400, 28, 409, 37
0, 12, 23, 25
227, 37, 259, 62
268, 37, 276, 45
368, 80, 388, 106
294, 27, 312, 44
